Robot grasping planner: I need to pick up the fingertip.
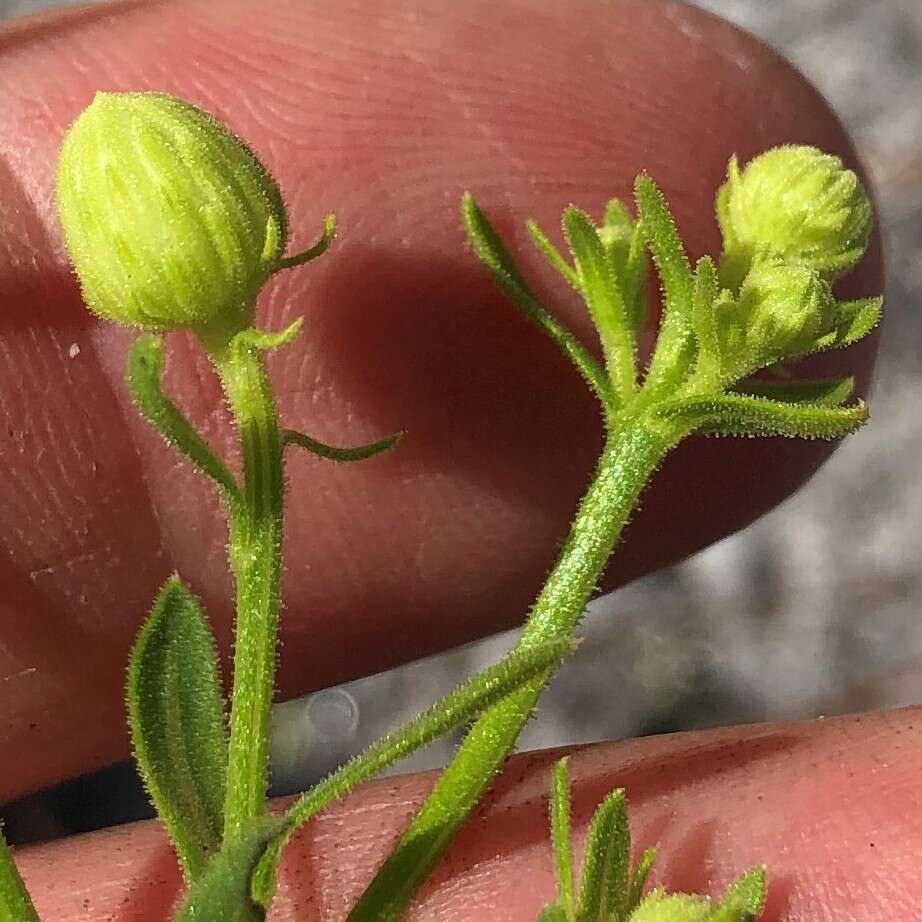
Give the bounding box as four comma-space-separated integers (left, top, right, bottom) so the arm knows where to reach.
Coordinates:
14, 710, 922, 920
0, 0, 889, 800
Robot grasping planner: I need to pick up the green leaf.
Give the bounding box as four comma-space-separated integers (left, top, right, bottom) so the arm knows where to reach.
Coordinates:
527, 218, 581, 290
690, 256, 721, 386
706, 867, 766, 922
603, 198, 634, 236
252, 637, 577, 908
628, 891, 713, 922
656, 392, 868, 440
128, 335, 241, 507
230, 317, 303, 352
634, 175, 696, 397
0, 828, 41, 922
172, 818, 283, 922
537, 905, 572, 922
461, 193, 610, 404
601, 198, 648, 334
575, 789, 630, 922
127, 576, 228, 881
563, 206, 637, 403
282, 428, 402, 462
626, 847, 658, 915
732, 376, 854, 407
550, 759, 575, 918
274, 213, 337, 272
634, 176, 693, 316
814, 296, 883, 351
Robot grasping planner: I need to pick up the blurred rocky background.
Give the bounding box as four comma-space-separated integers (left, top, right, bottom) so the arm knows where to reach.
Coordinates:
2, 0, 920, 839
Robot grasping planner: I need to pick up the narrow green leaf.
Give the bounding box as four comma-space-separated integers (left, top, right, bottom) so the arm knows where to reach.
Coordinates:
624, 221, 649, 334
550, 758, 575, 918
575, 789, 630, 922
128, 335, 241, 506
724, 867, 766, 913
814, 296, 883, 352
691, 256, 721, 387
634, 175, 694, 316
128, 576, 228, 881
563, 206, 637, 403
657, 392, 868, 440
732, 376, 854, 407
461, 193, 610, 404
536, 905, 571, 922
172, 818, 283, 922
252, 637, 577, 907
601, 198, 648, 334
282, 428, 402, 462
603, 198, 634, 236
230, 317, 303, 352
0, 828, 41, 922
634, 175, 696, 397
707, 867, 766, 921
626, 846, 658, 915
274, 213, 337, 272
527, 218, 581, 290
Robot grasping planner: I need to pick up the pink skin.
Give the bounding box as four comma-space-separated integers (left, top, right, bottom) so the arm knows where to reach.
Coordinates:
0, 0, 904, 919
15, 711, 922, 920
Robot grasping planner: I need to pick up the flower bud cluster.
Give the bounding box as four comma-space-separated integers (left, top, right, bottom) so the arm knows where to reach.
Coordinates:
705, 146, 873, 382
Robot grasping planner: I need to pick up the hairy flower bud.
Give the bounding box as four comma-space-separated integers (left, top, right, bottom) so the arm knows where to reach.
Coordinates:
723, 257, 835, 374
717, 145, 872, 290
56, 92, 288, 340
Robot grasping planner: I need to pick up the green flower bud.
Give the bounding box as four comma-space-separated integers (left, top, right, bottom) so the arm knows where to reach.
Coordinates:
716, 145, 872, 289
718, 256, 835, 376
56, 92, 288, 341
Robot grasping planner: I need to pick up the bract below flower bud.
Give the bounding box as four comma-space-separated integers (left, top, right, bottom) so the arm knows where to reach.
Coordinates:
717, 145, 872, 289
56, 92, 288, 340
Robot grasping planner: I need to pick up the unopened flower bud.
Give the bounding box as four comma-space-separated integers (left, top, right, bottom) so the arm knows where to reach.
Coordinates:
56, 92, 288, 341
734, 257, 835, 366
717, 145, 872, 289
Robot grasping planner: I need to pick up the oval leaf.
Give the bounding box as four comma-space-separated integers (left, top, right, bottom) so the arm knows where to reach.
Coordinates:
127, 575, 228, 881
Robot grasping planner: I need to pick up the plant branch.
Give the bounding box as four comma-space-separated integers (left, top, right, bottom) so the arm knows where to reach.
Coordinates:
210, 339, 286, 839
347, 416, 682, 920
251, 638, 576, 906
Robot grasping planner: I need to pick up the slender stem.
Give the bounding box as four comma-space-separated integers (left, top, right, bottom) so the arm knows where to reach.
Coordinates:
210, 341, 285, 839
348, 415, 678, 921
250, 639, 574, 906
0, 829, 40, 922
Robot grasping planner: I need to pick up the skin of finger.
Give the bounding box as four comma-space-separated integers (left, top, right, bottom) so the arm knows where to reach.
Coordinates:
10, 707, 921, 920
0, 0, 883, 802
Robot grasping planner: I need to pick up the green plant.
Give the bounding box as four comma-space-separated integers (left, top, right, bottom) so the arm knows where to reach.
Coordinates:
536, 757, 765, 922
0, 91, 879, 922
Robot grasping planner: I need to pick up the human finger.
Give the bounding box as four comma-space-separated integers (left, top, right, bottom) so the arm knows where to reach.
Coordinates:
0, 0, 883, 801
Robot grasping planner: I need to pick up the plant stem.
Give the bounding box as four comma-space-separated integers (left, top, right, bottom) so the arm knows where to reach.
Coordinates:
211, 341, 285, 839
0, 829, 40, 922
348, 414, 678, 920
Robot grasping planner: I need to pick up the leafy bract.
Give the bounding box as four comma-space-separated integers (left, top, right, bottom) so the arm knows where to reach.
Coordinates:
127, 576, 228, 880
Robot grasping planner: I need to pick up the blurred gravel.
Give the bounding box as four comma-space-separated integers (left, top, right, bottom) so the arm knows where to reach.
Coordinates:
1, 0, 920, 830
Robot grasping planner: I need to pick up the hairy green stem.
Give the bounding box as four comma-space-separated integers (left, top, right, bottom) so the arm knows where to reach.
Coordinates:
349, 415, 679, 920
0, 829, 40, 922
250, 639, 575, 906
211, 341, 285, 839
